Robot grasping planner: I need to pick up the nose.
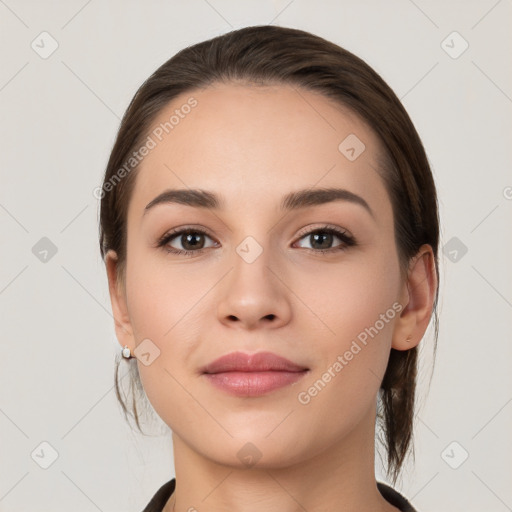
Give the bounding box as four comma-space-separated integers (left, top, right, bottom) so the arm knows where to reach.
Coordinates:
216, 251, 292, 331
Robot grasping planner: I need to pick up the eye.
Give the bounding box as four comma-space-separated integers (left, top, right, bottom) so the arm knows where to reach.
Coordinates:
294, 225, 356, 253
156, 227, 218, 257
156, 224, 356, 257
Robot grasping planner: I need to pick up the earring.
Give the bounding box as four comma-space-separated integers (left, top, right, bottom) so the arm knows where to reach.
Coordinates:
122, 345, 132, 359
406, 335, 412, 343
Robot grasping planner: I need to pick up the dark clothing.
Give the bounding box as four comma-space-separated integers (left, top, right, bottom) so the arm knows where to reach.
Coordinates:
142, 478, 418, 511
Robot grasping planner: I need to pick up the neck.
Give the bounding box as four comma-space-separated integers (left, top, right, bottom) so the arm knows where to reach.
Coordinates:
164, 403, 400, 512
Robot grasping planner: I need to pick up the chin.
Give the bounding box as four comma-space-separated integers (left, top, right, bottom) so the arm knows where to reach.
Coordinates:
196, 434, 309, 470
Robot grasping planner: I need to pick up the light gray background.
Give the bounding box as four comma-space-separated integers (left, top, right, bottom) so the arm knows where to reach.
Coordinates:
1, 1, 511, 511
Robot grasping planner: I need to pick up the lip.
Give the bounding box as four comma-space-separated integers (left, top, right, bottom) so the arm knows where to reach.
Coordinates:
201, 351, 309, 397
201, 351, 308, 373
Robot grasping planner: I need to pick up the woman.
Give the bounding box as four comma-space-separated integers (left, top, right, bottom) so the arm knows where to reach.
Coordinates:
99, 25, 439, 512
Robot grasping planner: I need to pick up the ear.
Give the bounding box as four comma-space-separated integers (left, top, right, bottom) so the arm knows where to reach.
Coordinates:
392, 244, 437, 351
105, 250, 135, 352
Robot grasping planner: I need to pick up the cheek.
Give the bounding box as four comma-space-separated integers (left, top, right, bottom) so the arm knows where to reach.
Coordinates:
125, 245, 204, 341
292, 272, 398, 446
293, 248, 400, 401
295, 247, 400, 344
124, 252, 210, 412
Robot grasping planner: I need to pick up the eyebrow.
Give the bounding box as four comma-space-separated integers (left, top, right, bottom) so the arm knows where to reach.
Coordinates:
143, 187, 374, 219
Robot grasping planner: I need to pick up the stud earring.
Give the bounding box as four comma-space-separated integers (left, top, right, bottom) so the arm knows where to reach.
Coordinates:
122, 345, 132, 359
406, 335, 412, 343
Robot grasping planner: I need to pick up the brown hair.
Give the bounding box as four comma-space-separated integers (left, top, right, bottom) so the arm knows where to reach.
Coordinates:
99, 25, 440, 486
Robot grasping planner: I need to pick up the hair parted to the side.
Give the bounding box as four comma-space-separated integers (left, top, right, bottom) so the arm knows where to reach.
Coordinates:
99, 25, 440, 486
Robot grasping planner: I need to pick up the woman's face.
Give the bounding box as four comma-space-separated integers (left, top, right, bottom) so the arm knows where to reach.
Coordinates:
115, 83, 408, 467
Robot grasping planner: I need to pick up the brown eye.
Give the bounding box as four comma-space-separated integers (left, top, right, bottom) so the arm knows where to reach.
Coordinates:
295, 226, 355, 253
157, 228, 218, 256
174, 231, 207, 251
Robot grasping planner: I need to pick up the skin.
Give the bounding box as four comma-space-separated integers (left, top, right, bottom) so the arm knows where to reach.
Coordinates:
106, 83, 437, 512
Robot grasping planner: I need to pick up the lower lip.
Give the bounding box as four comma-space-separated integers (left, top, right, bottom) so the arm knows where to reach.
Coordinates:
203, 370, 309, 397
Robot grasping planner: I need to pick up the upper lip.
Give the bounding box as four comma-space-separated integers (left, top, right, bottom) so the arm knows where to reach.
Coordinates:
201, 351, 309, 374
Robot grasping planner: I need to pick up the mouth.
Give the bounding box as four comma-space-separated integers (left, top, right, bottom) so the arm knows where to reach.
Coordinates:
201, 351, 309, 397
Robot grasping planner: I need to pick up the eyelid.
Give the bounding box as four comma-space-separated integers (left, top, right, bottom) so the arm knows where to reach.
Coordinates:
157, 223, 352, 242
154, 225, 217, 247
295, 223, 352, 239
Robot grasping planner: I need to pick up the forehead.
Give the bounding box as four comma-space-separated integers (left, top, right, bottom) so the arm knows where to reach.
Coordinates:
127, 82, 390, 225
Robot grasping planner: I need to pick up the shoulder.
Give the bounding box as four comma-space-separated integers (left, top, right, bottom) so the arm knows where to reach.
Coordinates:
141, 478, 176, 512
377, 481, 418, 512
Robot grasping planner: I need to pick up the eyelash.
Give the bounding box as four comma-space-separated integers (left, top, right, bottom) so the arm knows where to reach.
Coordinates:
156, 225, 356, 258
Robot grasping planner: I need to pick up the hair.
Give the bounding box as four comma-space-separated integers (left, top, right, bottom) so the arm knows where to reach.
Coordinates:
98, 25, 440, 486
